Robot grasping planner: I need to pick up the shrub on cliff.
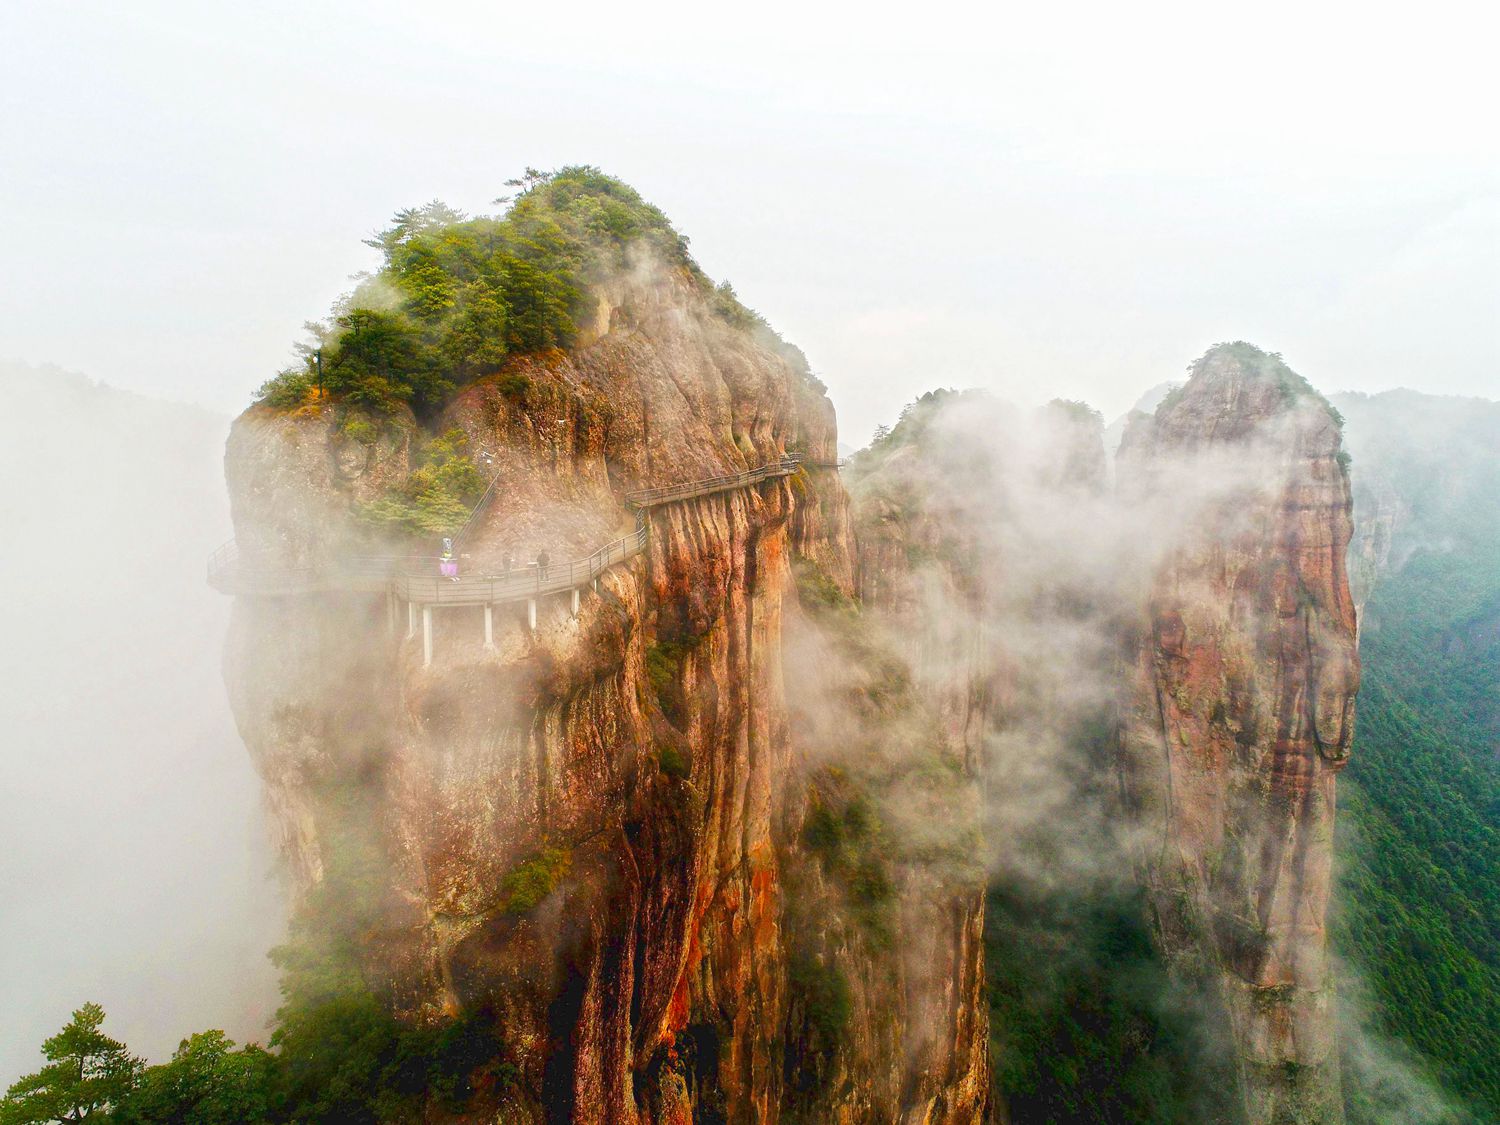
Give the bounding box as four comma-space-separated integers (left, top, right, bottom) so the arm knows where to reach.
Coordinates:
783, 950, 852, 1105
497, 846, 572, 915
657, 744, 691, 779
357, 428, 487, 538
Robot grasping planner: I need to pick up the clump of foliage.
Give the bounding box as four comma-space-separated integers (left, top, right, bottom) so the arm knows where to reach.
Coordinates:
112, 1031, 275, 1125
255, 166, 807, 418
646, 632, 706, 726
858, 387, 964, 456
782, 949, 853, 1107
794, 561, 855, 616
1, 1000, 514, 1125
657, 744, 690, 780
1046, 397, 1103, 425
357, 427, 487, 537
255, 366, 318, 410
497, 846, 572, 915
645, 640, 689, 696
803, 787, 895, 936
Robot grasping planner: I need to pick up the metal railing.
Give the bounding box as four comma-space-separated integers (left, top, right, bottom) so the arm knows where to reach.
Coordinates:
209, 455, 798, 599
391, 526, 648, 606
624, 456, 800, 508
207, 538, 326, 594
453, 469, 505, 551
208, 540, 436, 595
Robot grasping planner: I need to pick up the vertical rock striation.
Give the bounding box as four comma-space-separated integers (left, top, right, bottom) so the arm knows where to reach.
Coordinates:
223, 258, 986, 1122
1117, 345, 1360, 1124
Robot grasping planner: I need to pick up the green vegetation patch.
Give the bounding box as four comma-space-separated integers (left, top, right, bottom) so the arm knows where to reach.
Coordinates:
802, 785, 895, 940
254, 166, 816, 419
986, 880, 1240, 1124
357, 427, 487, 538
1161, 341, 1345, 428
782, 949, 853, 1108
645, 630, 710, 728
497, 846, 572, 915
794, 560, 854, 616
657, 744, 690, 780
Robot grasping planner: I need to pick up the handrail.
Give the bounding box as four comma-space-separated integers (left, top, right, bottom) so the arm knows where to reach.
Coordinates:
390, 526, 648, 606
209, 454, 798, 600
453, 469, 504, 551
624, 456, 800, 508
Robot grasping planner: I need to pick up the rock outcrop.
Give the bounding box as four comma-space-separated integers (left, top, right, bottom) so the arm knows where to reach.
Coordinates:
223, 258, 988, 1122
1117, 345, 1360, 1124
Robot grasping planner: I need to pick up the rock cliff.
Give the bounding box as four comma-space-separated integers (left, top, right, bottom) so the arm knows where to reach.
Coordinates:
1117, 344, 1360, 1124
224, 251, 988, 1121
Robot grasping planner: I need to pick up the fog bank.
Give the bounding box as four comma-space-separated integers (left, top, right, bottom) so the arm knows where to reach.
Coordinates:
0, 361, 282, 1082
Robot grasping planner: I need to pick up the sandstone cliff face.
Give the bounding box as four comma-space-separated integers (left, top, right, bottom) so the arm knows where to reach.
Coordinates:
1117, 349, 1360, 1124
224, 262, 985, 1122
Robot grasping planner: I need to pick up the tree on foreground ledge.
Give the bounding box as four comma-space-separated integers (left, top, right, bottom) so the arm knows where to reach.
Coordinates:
0, 1004, 140, 1124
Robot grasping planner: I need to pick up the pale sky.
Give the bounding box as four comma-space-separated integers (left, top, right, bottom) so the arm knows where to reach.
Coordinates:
3, 0, 1497, 445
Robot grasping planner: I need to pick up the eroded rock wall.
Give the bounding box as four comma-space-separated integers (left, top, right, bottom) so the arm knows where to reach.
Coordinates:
1117, 351, 1360, 1124
224, 262, 985, 1122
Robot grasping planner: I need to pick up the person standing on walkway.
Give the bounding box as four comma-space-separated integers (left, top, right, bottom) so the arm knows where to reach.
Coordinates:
536, 550, 550, 580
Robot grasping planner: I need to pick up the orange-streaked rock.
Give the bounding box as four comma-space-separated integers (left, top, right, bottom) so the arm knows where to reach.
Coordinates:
1118, 345, 1360, 1125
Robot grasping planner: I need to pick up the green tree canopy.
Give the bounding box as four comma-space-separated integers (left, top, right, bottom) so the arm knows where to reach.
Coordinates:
0, 1003, 141, 1124
256, 166, 803, 417
112, 1032, 274, 1125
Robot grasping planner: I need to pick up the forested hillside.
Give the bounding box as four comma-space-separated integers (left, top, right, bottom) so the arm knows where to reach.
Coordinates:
1332, 391, 1500, 1121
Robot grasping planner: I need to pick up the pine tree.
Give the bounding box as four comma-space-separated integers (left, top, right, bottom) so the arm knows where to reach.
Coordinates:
0, 1004, 141, 1124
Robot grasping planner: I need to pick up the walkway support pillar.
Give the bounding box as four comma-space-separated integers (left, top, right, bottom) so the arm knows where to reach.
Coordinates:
422, 606, 433, 668
407, 600, 416, 639
484, 604, 494, 648
527, 598, 537, 632
386, 591, 398, 637
571, 588, 580, 616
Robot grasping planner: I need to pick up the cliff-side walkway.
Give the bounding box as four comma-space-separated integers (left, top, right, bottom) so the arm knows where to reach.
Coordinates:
209, 456, 801, 664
